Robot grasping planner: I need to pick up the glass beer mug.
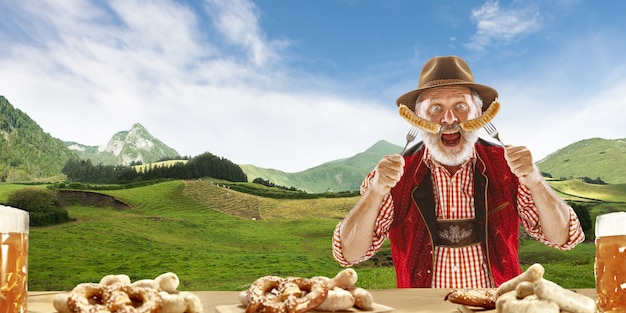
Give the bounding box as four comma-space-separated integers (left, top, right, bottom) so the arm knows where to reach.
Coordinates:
595, 212, 626, 312
0, 205, 29, 313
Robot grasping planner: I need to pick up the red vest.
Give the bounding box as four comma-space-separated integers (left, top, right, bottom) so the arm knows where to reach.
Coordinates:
389, 140, 522, 288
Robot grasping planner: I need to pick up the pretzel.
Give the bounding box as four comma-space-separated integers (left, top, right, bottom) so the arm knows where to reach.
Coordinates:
459, 99, 500, 131
245, 276, 328, 313
103, 283, 162, 313
60, 272, 193, 313
398, 104, 441, 133
67, 283, 109, 313
444, 288, 496, 309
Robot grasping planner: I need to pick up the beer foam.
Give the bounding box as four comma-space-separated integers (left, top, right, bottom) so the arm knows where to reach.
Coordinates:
0, 205, 29, 233
595, 212, 626, 238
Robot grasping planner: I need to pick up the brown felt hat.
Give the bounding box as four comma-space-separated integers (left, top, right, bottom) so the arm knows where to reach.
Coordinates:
396, 56, 498, 112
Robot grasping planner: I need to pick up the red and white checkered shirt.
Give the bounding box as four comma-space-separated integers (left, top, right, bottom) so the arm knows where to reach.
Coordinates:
332, 148, 585, 288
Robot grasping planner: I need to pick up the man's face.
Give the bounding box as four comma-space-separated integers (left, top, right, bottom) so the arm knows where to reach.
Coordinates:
417, 86, 481, 166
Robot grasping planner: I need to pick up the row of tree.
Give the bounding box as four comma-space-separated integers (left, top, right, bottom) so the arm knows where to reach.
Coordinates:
542, 172, 606, 185
251, 177, 300, 191
0, 96, 76, 182
62, 152, 247, 184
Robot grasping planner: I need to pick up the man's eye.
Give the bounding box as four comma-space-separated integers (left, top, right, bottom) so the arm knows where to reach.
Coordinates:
456, 103, 469, 111
429, 105, 442, 114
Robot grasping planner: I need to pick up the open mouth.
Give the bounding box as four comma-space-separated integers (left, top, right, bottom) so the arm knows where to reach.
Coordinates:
441, 132, 462, 147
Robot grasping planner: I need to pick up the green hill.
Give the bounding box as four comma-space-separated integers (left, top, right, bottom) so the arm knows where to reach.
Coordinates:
243, 137, 626, 193
241, 140, 401, 193
0, 96, 77, 182
25, 180, 364, 291
17, 178, 625, 292
537, 137, 626, 184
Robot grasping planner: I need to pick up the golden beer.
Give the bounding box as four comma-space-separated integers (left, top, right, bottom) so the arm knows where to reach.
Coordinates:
595, 212, 626, 313
0, 232, 28, 313
595, 235, 626, 312
0, 206, 29, 313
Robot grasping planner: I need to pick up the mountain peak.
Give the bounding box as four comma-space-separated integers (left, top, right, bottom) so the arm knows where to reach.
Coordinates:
130, 123, 148, 131
64, 124, 181, 166
365, 140, 403, 154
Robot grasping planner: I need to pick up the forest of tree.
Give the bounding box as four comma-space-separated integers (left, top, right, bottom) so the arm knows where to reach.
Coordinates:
61, 152, 247, 184
0, 96, 76, 181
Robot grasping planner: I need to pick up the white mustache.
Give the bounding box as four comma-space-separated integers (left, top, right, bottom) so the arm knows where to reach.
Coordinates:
438, 124, 462, 134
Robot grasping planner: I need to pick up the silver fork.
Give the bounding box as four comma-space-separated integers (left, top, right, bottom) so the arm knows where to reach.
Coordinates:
401, 127, 419, 154
483, 122, 504, 145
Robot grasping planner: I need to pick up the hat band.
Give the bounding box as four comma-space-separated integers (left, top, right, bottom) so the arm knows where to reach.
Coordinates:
421, 78, 471, 88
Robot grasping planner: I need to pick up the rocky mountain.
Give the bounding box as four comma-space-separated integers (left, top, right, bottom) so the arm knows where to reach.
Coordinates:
0, 96, 77, 182
0, 96, 180, 181
66, 123, 180, 166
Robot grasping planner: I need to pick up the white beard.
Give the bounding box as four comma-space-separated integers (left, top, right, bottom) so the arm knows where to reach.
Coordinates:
422, 125, 479, 166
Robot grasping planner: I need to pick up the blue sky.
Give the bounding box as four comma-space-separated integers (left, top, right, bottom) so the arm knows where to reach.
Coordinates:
1, 0, 625, 172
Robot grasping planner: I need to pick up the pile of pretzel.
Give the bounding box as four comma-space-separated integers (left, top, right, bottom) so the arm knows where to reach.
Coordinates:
239, 268, 374, 313
52, 272, 203, 313
446, 263, 598, 313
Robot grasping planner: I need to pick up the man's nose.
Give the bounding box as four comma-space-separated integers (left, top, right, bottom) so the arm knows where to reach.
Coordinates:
441, 108, 458, 124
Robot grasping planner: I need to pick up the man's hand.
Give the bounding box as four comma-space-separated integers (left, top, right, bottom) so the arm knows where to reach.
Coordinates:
504, 145, 541, 186
370, 154, 405, 196
504, 145, 575, 246
338, 154, 404, 263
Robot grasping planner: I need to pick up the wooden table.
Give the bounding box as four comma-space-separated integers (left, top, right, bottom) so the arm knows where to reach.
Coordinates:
27, 289, 597, 313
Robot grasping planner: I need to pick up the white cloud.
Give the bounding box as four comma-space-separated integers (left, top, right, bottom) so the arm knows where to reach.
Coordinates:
203, 0, 289, 67
485, 66, 626, 163
466, 0, 542, 51
5, 0, 619, 174
0, 0, 407, 173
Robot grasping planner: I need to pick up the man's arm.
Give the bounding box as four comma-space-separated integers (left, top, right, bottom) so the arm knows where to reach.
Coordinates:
504, 146, 571, 246
339, 154, 405, 263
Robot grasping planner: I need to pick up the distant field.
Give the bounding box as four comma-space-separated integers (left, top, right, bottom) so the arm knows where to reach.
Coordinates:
1, 178, 624, 291
131, 159, 189, 172
549, 179, 626, 202
0, 183, 46, 202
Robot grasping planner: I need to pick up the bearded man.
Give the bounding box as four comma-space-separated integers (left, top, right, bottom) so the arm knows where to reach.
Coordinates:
331, 56, 584, 288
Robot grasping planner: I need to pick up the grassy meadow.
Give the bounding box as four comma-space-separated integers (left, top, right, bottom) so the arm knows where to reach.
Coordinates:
1, 179, 624, 291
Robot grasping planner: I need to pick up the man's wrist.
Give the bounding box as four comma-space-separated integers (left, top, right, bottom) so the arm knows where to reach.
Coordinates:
366, 186, 389, 199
